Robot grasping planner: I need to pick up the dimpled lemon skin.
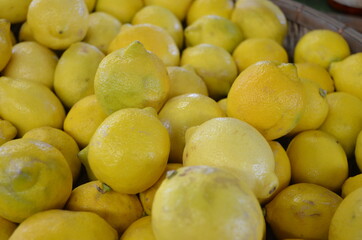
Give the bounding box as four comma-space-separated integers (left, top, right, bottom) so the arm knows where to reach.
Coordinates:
0, 19, 12, 71
0, 138, 72, 223
121, 216, 156, 240
152, 165, 265, 240
88, 108, 170, 194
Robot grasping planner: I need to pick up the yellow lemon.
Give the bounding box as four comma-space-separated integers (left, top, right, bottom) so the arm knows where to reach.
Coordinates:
0, 216, 17, 240
0, 0, 32, 23
27, 0, 89, 50
217, 98, 227, 114
63, 95, 108, 148
0, 138, 72, 223
186, 0, 234, 25
144, 0, 193, 21
95, 0, 143, 23
120, 216, 156, 240
166, 65, 208, 100
265, 183, 342, 240
184, 14, 243, 53
152, 165, 265, 240
83, 11, 122, 54
356, 130, 362, 172
3, 41, 58, 89
108, 24, 179, 66
9, 209, 118, 240
77, 145, 97, 181
132, 5, 184, 49
84, 0, 96, 12
231, 0, 287, 45
0, 19, 12, 71
18, 21, 35, 42
286, 130, 348, 192
95, 41, 170, 115
0, 119, 17, 146
65, 180, 144, 235
330, 52, 362, 100
183, 117, 278, 201
318, 91, 362, 156
180, 43, 237, 100
341, 174, 362, 198
139, 163, 182, 216
227, 61, 305, 140
232, 38, 288, 72
22, 126, 81, 182
329, 187, 362, 240
88, 107, 170, 194
295, 62, 335, 93
0, 77, 65, 136
294, 29, 350, 69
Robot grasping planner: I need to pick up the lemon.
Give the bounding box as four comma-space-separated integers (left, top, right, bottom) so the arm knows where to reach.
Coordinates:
0, 19, 12, 72
231, 0, 287, 45
295, 62, 335, 93
83, 12, 122, 54
144, 0, 193, 21
63, 95, 108, 148
132, 5, 184, 49
18, 21, 35, 42
166, 65, 208, 100
184, 15, 243, 53
108, 24, 179, 66
217, 98, 227, 114
0, 0, 32, 23
180, 43, 237, 100
27, 0, 89, 50
95, 0, 143, 23
139, 163, 182, 216
95, 41, 170, 115
294, 29, 350, 69
152, 165, 265, 240
120, 216, 156, 240
232, 38, 288, 72
84, 0, 96, 12
330, 52, 362, 100
0, 216, 17, 240
0, 77, 65, 136
77, 146, 97, 181
9, 209, 118, 240
3, 41, 58, 89
0, 119, 17, 146
356, 130, 362, 172
341, 174, 362, 198
88, 107, 170, 194
54, 42, 105, 109
265, 183, 342, 240
186, 0, 234, 25
329, 187, 362, 239
318, 92, 362, 157
227, 61, 305, 140
158, 93, 225, 163
183, 117, 278, 201
22, 126, 81, 182
65, 180, 144, 235
0, 138, 72, 223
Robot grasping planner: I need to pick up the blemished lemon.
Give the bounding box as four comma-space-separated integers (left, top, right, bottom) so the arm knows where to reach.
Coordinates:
329, 52, 362, 100
265, 183, 343, 240
295, 62, 335, 93
232, 38, 288, 72
184, 15, 243, 53
65, 180, 144, 235
0, 77, 65, 136
183, 117, 278, 201
231, 0, 287, 45
0, 0, 32, 23
329, 187, 362, 240
0, 138, 72, 223
132, 5, 184, 49
180, 43, 238, 100
318, 92, 362, 157
294, 29, 350, 69
95, 41, 170, 115
0, 119, 17, 146
108, 24, 180, 66
120, 216, 156, 240
63, 95, 108, 148
0, 19, 12, 72
341, 174, 362, 198
0, 216, 17, 239
27, 0, 89, 50
166, 65, 208, 100
227, 61, 305, 140
356, 130, 362, 172
22, 126, 81, 182
95, 0, 143, 23
186, 0, 234, 25
152, 165, 265, 240
18, 21, 35, 42
158, 93, 225, 163
3, 41, 58, 89
88, 107, 170, 194
83, 12, 122, 54
9, 209, 118, 240
144, 0, 193, 21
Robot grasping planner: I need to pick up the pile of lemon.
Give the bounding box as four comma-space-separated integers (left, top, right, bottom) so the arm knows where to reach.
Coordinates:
0, 0, 362, 239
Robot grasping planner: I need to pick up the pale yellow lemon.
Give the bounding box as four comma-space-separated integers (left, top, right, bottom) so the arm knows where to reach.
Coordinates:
0, 19, 12, 71
95, 0, 143, 23
0, 0, 32, 23
341, 174, 362, 198
144, 0, 193, 21
18, 21, 35, 42
217, 98, 227, 114
120, 216, 156, 240
0, 216, 17, 240
0, 119, 17, 146
186, 0, 234, 25
356, 130, 362, 172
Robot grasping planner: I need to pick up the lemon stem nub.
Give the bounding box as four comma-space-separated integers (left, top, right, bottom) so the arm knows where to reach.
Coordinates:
97, 182, 112, 194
